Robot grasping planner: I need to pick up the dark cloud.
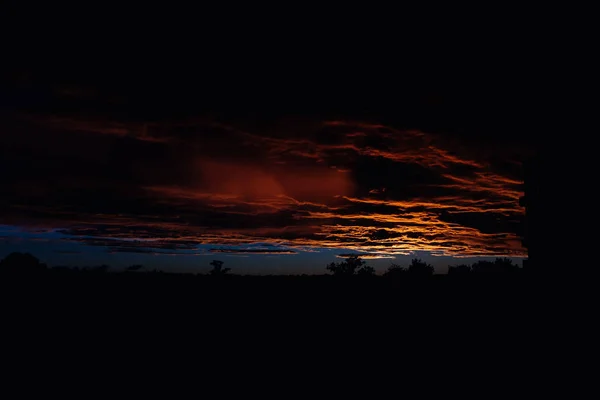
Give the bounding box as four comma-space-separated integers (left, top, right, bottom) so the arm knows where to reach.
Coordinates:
107, 248, 204, 256
437, 211, 522, 235
0, 104, 526, 258
336, 253, 394, 259
209, 249, 297, 255
369, 229, 406, 240
59, 235, 200, 253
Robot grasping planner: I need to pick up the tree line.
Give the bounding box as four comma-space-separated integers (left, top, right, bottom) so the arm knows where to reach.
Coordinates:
0, 252, 522, 277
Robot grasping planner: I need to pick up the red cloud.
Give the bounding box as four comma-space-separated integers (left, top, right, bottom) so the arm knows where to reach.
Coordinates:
2, 114, 526, 258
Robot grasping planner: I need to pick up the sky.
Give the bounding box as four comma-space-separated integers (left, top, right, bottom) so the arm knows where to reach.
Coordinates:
0, 44, 534, 274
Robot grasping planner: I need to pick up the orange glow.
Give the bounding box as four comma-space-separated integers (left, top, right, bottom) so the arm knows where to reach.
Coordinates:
7, 115, 525, 258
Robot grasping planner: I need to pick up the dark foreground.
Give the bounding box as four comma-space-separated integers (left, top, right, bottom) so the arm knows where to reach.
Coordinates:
0, 270, 569, 336
1, 270, 593, 394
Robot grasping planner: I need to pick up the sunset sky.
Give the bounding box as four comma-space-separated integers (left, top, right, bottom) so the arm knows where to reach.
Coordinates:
0, 50, 533, 274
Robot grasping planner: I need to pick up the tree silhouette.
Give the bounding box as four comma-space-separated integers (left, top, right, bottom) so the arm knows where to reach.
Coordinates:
326, 255, 372, 276
88, 265, 110, 273
209, 260, 230, 276
407, 258, 434, 277
357, 265, 376, 276
471, 260, 494, 273
472, 258, 519, 274
494, 257, 519, 273
0, 250, 528, 286
383, 263, 407, 278
0, 252, 47, 275
448, 264, 472, 275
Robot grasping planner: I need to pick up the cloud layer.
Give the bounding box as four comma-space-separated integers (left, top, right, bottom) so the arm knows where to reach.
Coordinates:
0, 113, 526, 258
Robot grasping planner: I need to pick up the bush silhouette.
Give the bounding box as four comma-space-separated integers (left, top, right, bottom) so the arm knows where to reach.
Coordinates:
326, 255, 372, 276
0, 252, 47, 275
209, 260, 231, 276
357, 265, 376, 276
383, 264, 407, 278
407, 258, 434, 277
472, 258, 519, 274
448, 264, 472, 275
88, 265, 110, 273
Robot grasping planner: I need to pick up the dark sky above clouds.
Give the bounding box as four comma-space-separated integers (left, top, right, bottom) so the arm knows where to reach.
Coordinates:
0, 30, 535, 273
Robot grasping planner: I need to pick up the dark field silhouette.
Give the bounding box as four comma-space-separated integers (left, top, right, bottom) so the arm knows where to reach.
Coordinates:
0, 251, 533, 323
0, 250, 567, 368
1, 251, 526, 281
0, 251, 533, 307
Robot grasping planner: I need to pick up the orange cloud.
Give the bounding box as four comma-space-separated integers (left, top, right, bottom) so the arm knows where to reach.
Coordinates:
2, 114, 526, 259
190, 159, 355, 202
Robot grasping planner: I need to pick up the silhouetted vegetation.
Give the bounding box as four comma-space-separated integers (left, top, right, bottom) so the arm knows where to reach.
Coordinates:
407, 258, 434, 277
0, 251, 534, 356
0, 251, 535, 360
356, 265, 376, 276
472, 258, 519, 274
383, 263, 406, 278
447, 264, 472, 276
326, 255, 374, 276
209, 260, 231, 276
0, 252, 527, 281
0, 252, 47, 275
